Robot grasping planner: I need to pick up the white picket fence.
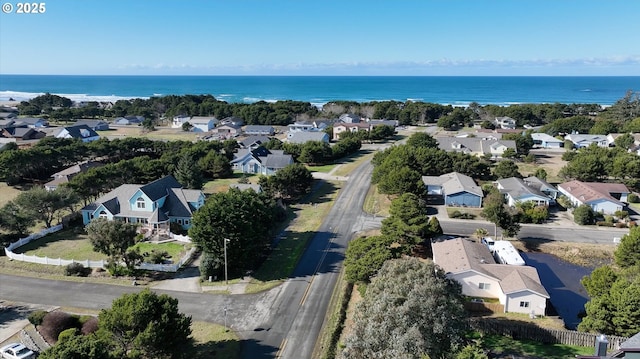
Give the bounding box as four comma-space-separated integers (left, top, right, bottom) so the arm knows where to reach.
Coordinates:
4, 226, 194, 272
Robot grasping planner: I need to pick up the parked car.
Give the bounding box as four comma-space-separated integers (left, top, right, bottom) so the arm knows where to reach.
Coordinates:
0, 343, 35, 359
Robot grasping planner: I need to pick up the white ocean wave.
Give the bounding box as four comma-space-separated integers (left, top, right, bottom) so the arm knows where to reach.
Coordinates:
0, 90, 144, 103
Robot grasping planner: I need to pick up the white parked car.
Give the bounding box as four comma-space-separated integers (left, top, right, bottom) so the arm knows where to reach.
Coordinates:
0, 343, 35, 359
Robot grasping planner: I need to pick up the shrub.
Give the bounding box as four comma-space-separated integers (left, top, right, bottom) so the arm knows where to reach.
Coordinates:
573, 204, 595, 225
28, 310, 48, 326
81, 317, 99, 335
615, 222, 628, 228
64, 262, 91, 277
628, 193, 639, 203
170, 222, 188, 235
57, 327, 78, 343
459, 213, 476, 219
629, 221, 637, 228
451, 210, 462, 218
40, 311, 80, 344
149, 250, 170, 264
596, 221, 614, 227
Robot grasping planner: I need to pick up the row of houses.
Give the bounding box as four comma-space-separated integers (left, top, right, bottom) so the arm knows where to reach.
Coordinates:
422, 171, 630, 215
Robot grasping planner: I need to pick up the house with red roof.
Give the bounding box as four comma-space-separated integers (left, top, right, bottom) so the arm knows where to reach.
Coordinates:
557, 180, 630, 214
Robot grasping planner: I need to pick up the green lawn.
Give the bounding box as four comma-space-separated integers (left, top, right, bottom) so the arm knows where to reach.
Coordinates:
0, 182, 21, 207
13, 228, 107, 261
482, 334, 593, 359
203, 173, 261, 194
190, 321, 241, 359
306, 163, 338, 173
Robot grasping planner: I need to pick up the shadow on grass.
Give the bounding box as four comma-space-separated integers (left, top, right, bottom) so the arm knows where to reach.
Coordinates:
517, 237, 554, 252
191, 338, 243, 359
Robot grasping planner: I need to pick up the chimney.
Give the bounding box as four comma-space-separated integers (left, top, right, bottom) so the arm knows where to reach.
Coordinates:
595, 334, 608, 357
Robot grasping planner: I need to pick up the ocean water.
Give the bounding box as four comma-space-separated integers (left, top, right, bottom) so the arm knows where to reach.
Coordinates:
0, 75, 638, 106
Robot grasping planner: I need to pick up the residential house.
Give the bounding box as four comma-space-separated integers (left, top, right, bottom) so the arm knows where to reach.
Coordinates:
80, 175, 205, 233
1, 127, 45, 140
286, 131, 330, 144
496, 176, 558, 207
495, 116, 517, 129
564, 134, 608, 148
422, 172, 484, 207
13, 117, 49, 128
231, 146, 293, 175
338, 113, 361, 123
432, 238, 549, 316
114, 116, 144, 125
44, 161, 104, 191
210, 123, 242, 139
288, 121, 315, 132
436, 137, 517, 158
54, 124, 100, 142
73, 119, 110, 131
244, 125, 275, 136
531, 133, 564, 149
172, 114, 191, 128
333, 123, 371, 140
558, 180, 630, 214
238, 135, 272, 149
189, 117, 218, 132
0, 119, 16, 129
0, 112, 18, 120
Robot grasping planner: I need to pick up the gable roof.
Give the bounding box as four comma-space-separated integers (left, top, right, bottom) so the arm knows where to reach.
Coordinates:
74, 119, 108, 127
263, 154, 293, 169
245, 125, 274, 132
58, 124, 99, 139
496, 177, 550, 201
239, 135, 272, 148
531, 132, 563, 143
558, 180, 629, 205
287, 131, 329, 144
432, 238, 549, 298
82, 175, 202, 220
422, 172, 483, 197
436, 137, 517, 154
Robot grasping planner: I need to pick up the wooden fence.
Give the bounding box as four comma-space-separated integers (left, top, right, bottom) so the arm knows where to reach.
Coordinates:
469, 318, 628, 351
465, 302, 505, 314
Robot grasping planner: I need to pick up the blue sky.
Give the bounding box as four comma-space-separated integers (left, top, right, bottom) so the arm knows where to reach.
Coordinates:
1, 0, 639, 76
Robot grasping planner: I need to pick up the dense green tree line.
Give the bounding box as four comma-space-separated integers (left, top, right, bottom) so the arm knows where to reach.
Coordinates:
371, 133, 491, 196
17, 91, 639, 132
559, 144, 640, 189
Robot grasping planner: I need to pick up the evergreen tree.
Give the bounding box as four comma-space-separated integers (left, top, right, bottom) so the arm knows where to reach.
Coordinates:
174, 153, 203, 189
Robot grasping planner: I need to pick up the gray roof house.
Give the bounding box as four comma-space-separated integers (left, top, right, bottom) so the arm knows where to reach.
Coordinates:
436, 137, 517, 158
244, 125, 275, 136
564, 134, 608, 148
558, 180, 630, 215
1, 126, 45, 140
80, 175, 205, 233
238, 135, 272, 149
54, 124, 100, 142
114, 116, 144, 125
496, 176, 558, 207
432, 238, 549, 316
422, 172, 484, 207
286, 131, 330, 144
531, 133, 564, 149
13, 117, 49, 128
231, 146, 294, 175
74, 119, 110, 131
45, 161, 104, 191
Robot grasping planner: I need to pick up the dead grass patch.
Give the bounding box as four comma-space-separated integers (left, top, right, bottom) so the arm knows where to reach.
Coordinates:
512, 240, 616, 268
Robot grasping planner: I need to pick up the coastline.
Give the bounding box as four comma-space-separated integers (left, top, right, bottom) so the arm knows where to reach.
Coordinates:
1, 75, 638, 106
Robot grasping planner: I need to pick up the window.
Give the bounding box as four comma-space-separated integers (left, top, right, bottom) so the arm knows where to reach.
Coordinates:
136, 197, 145, 209
98, 210, 107, 218
478, 283, 491, 290
520, 301, 530, 308
177, 219, 183, 225
184, 219, 190, 225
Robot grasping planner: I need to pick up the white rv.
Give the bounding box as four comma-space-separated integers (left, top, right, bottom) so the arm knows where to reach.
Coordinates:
491, 240, 525, 266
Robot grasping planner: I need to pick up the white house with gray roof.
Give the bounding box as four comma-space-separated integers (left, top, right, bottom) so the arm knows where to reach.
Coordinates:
496, 176, 558, 207
422, 172, 483, 207
436, 137, 517, 158
531, 133, 564, 149
80, 175, 205, 234
231, 146, 293, 175
54, 124, 100, 142
564, 134, 608, 148
432, 238, 549, 315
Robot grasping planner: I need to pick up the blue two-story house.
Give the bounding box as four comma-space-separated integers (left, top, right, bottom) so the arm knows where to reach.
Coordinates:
81, 175, 205, 235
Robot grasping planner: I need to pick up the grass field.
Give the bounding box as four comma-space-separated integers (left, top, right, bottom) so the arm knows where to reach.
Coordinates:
12, 228, 107, 261
98, 126, 199, 141
203, 173, 261, 194
481, 333, 593, 359
190, 321, 241, 358
0, 182, 21, 207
